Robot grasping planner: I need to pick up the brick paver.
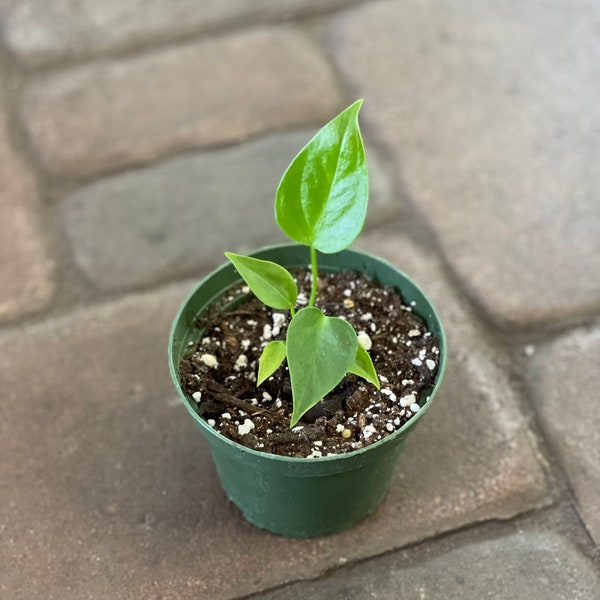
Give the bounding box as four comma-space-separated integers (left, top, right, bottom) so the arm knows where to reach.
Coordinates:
252, 530, 600, 600
0, 110, 53, 322
0, 0, 352, 67
20, 26, 343, 177
330, 0, 600, 328
0, 231, 550, 599
1, 0, 598, 597
59, 130, 396, 291
528, 327, 600, 545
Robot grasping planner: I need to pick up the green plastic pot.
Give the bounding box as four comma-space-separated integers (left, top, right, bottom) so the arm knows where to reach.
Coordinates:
168, 244, 446, 538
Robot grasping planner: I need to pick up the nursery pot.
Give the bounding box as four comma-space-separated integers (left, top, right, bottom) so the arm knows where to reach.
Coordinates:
168, 243, 446, 538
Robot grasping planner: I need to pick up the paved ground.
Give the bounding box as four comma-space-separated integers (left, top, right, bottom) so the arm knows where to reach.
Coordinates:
1, 1, 599, 598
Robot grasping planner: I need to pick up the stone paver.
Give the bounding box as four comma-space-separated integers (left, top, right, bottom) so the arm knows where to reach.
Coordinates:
20, 26, 343, 177
528, 327, 600, 545
59, 130, 396, 291
2, 1, 598, 598
330, 0, 600, 328
357, 232, 552, 521
0, 0, 353, 67
0, 230, 550, 600
253, 530, 600, 600
0, 110, 53, 322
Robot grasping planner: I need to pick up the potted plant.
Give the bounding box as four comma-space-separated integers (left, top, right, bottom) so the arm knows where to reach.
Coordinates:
168, 100, 446, 538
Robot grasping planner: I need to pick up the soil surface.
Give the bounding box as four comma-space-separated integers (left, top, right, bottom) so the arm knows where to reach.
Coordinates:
179, 269, 441, 458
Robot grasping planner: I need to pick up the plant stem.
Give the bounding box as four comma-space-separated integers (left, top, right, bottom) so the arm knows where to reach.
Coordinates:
309, 245, 318, 307
290, 306, 296, 318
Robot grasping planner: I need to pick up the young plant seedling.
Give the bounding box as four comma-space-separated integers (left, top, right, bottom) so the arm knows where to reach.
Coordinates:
225, 100, 379, 427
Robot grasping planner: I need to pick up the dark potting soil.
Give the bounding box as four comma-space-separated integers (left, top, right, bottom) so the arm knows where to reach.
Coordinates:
179, 269, 441, 458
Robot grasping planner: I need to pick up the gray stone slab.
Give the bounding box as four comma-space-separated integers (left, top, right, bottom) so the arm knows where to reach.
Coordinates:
0, 230, 550, 599
20, 26, 343, 177
0, 108, 53, 322
330, 0, 600, 328
59, 129, 397, 291
0, 0, 352, 67
253, 531, 600, 600
528, 327, 600, 545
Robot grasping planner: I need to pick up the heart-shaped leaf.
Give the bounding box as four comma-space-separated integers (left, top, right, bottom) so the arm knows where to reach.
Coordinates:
225, 252, 297, 310
275, 100, 368, 254
348, 342, 380, 388
286, 307, 358, 427
257, 340, 286, 386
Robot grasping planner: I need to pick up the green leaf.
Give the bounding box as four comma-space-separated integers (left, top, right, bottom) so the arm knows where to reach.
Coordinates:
348, 343, 380, 389
286, 307, 358, 427
225, 252, 297, 310
257, 340, 286, 386
275, 100, 369, 254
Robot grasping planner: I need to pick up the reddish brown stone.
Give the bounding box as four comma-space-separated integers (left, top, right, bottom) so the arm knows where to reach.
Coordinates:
0, 232, 551, 599
20, 27, 344, 177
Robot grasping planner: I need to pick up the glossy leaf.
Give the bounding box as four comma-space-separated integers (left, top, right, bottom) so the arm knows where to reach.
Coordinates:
275, 100, 368, 254
225, 252, 297, 310
257, 340, 286, 386
348, 343, 380, 389
286, 307, 358, 427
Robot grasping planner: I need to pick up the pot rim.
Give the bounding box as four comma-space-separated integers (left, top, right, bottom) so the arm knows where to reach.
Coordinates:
168, 242, 446, 464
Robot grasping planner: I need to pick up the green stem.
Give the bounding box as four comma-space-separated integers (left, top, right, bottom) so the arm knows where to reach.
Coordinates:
309, 245, 318, 307
290, 306, 296, 318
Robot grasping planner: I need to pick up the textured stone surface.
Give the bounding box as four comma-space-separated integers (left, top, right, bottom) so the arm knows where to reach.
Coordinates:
253, 530, 600, 600
330, 0, 600, 328
0, 231, 550, 599
357, 231, 552, 522
20, 27, 343, 177
0, 110, 53, 322
528, 327, 600, 545
0, 0, 352, 67
60, 130, 396, 291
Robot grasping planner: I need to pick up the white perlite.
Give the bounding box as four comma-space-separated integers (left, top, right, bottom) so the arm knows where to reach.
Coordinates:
235, 354, 248, 369
362, 424, 377, 439
357, 331, 373, 351
426, 359, 436, 370
408, 329, 421, 337
411, 358, 422, 366
262, 323, 272, 340
200, 353, 218, 368
381, 387, 397, 402
237, 419, 255, 436
410, 402, 421, 413
400, 393, 416, 407
272, 313, 286, 337
192, 391, 202, 403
